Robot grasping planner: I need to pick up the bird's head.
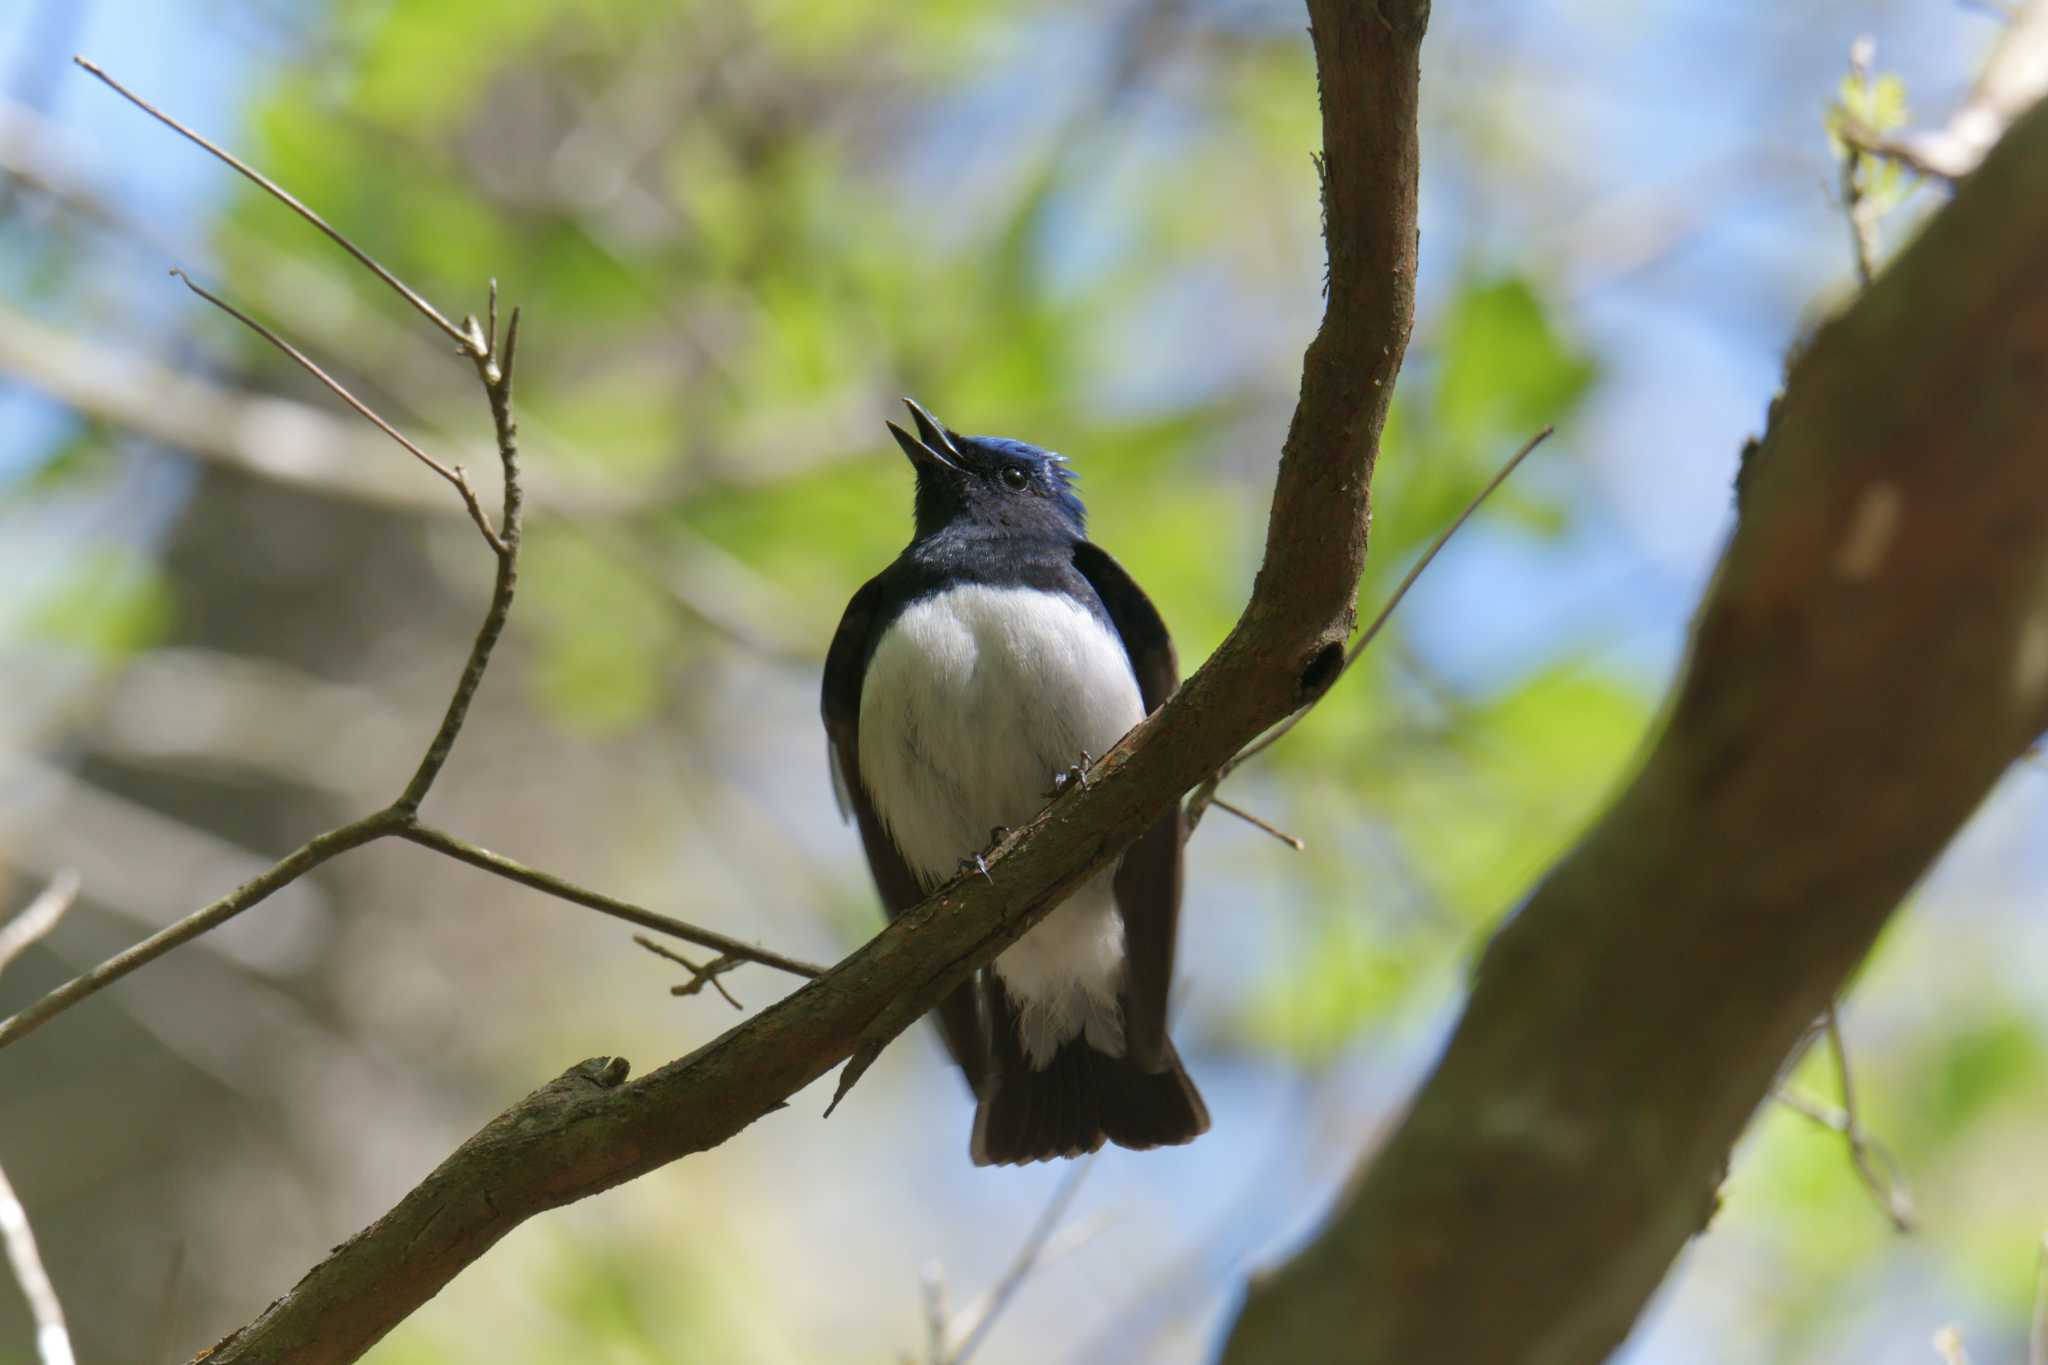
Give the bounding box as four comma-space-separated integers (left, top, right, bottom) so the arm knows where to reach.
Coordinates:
888, 398, 1086, 542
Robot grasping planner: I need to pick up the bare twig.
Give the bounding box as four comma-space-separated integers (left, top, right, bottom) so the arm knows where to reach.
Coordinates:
1835, 118, 1955, 183
395, 305, 521, 812
0, 806, 826, 1052
168, 269, 503, 550
633, 935, 745, 1010
0, 1162, 72, 1365
0, 871, 79, 976
0, 298, 605, 516
0, 62, 821, 1054
945, 1157, 1095, 1365
1187, 424, 1553, 829
1819, 1005, 1912, 1227
73, 56, 476, 353
406, 826, 824, 980
1771, 1006, 1914, 1232
1210, 798, 1306, 850
0, 878, 80, 1365
0, 811, 394, 1049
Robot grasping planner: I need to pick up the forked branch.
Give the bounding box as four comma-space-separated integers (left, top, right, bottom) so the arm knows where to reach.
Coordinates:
0, 64, 817, 1055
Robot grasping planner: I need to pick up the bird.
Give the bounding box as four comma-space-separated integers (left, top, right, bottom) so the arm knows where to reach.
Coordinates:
822, 398, 1209, 1166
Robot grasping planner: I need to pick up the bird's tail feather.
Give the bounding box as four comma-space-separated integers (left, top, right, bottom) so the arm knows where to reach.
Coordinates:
970, 1039, 1208, 1167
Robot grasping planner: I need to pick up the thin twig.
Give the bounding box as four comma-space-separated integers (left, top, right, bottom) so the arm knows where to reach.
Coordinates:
0, 1162, 73, 1365
1772, 1005, 1914, 1232
1835, 118, 1955, 183
0, 215, 806, 1047
633, 935, 744, 1010
404, 824, 825, 980
1187, 424, 1553, 828
169, 269, 503, 550
0, 872, 80, 976
73, 56, 476, 353
0, 810, 823, 1051
395, 305, 522, 813
945, 1157, 1094, 1365
0, 879, 80, 1365
1211, 798, 1306, 850
0, 811, 397, 1050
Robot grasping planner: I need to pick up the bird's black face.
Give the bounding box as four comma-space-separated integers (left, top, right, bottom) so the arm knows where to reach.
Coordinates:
889, 399, 1087, 543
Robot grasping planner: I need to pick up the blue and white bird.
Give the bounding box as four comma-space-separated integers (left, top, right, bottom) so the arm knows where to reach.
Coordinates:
822, 399, 1209, 1165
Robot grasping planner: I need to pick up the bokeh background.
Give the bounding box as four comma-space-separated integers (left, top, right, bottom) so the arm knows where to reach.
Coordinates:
2, 2, 2044, 1362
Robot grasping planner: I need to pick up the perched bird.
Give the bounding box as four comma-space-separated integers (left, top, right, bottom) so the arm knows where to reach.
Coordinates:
822, 398, 1208, 1166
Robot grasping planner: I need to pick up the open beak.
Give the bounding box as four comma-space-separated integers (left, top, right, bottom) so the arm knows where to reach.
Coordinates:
888, 397, 965, 472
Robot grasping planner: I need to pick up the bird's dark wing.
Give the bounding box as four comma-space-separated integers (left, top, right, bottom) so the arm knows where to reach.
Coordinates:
823, 572, 990, 1096
1072, 540, 1184, 1073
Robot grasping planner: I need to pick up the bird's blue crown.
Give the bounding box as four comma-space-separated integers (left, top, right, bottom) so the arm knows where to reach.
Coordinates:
954, 433, 1087, 534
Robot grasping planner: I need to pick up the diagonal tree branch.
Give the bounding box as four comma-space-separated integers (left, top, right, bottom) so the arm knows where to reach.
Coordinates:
1220, 87, 2048, 1365
193, 4, 1430, 1360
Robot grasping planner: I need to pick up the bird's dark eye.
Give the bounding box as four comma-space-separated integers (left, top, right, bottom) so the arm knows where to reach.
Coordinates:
999, 466, 1030, 492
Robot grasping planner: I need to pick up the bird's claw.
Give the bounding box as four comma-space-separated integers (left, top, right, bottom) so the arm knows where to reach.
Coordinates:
1044, 751, 1094, 799
958, 852, 994, 884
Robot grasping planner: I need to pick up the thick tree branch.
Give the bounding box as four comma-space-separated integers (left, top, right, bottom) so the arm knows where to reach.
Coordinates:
1221, 91, 2048, 1365
195, 5, 1428, 1360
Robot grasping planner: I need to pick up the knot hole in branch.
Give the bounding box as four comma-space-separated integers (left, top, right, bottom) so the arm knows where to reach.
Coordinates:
1297, 641, 1344, 704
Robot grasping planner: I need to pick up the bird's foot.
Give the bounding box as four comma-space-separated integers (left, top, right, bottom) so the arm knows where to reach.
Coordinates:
955, 829, 1011, 885
1044, 751, 1094, 799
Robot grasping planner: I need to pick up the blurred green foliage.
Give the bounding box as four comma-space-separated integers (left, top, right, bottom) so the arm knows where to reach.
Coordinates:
21, 546, 175, 660
1827, 59, 1915, 223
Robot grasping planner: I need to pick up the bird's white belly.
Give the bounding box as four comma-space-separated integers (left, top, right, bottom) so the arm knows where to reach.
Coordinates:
859, 584, 1145, 1064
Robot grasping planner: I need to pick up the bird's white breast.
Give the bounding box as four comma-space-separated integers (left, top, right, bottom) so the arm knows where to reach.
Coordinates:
858, 583, 1144, 1063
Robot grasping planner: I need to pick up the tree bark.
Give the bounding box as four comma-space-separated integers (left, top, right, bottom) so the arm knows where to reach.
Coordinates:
1222, 92, 2048, 1365
198, 4, 1429, 1360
